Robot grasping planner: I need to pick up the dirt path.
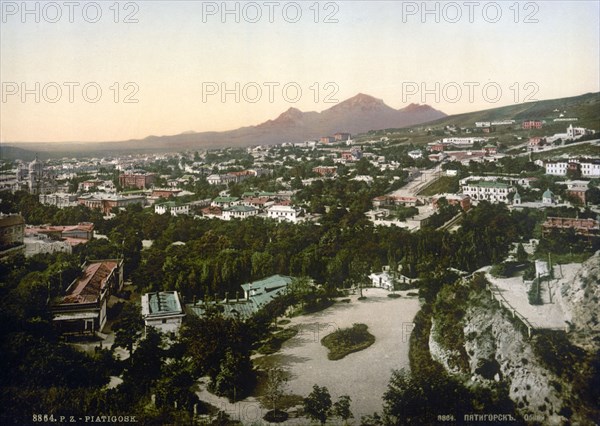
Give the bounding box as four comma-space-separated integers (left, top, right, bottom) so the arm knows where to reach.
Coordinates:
254, 289, 421, 422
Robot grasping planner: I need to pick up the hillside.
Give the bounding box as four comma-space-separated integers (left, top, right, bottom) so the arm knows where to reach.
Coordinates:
0, 94, 445, 158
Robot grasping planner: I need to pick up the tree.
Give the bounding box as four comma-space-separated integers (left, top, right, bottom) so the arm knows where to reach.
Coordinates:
303, 384, 331, 424
112, 302, 143, 359
516, 243, 528, 263
332, 395, 353, 424
263, 367, 289, 412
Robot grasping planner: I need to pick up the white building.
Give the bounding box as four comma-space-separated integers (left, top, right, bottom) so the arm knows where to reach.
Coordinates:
368, 271, 394, 291
141, 291, 185, 335
580, 159, 600, 177
408, 150, 423, 159
461, 180, 514, 203
267, 205, 301, 223
24, 234, 72, 257
154, 202, 190, 216
545, 160, 569, 176
222, 205, 258, 221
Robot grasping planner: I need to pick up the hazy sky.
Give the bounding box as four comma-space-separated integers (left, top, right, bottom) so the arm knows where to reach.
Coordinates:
1, 0, 599, 143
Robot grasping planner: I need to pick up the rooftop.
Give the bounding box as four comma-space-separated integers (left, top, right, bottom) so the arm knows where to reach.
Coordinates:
62, 260, 119, 305
142, 291, 184, 317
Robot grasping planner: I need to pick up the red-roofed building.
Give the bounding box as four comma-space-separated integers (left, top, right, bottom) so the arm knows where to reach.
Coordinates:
51, 259, 123, 334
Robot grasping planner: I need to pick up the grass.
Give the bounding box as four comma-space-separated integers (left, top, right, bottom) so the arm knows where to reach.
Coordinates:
532, 141, 600, 160
418, 176, 459, 196
257, 327, 299, 355
321, 323, 375, 361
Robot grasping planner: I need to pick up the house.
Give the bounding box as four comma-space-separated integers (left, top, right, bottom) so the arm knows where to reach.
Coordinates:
51, 259, 124, 334
141, 291, 185, 335
267, 205, 302, 223
320, 136, 335, 144
24, 233, 72, 257
222, 205, 258, 220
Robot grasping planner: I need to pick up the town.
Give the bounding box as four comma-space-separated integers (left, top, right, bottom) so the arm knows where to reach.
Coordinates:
1, 95, 600, 425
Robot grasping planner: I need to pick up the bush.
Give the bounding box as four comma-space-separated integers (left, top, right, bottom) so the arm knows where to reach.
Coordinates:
257, 327, 298, 355
321, 323, 375, 360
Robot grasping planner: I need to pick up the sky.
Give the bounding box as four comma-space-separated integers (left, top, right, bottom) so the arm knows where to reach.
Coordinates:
1, 0, 599, 143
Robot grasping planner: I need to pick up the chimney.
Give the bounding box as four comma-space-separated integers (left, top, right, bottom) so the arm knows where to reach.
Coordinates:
225, 291, 229, 303
193, 295, 197, 305
236, 291, 239, 303
214, 293, 218, 304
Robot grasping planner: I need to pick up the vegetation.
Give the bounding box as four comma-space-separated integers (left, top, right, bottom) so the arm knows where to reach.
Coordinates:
257, 327, 298, 355
321, 323, 375, 360
303, 385, 332, 425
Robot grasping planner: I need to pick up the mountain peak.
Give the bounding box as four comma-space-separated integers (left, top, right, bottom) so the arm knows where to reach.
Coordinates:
401, 103, 434, 112
328, 93, 387, 113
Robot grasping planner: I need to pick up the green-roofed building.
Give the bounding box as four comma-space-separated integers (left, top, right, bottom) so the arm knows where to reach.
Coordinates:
211, 196, 240, 208
186, 275, 294, 320
462, 179, 514, 203
141, 291, 185, 334
222, 205, 258, 220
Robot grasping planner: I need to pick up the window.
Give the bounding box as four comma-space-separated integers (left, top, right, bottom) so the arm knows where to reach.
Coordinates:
162, 319, 167, 324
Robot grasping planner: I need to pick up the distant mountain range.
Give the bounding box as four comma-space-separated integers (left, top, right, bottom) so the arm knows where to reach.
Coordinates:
3, 91, 599, 159
0, 94, 446, 157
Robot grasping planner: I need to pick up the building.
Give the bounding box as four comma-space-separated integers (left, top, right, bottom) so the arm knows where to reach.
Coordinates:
461, 180, 514, 203
211, 196, 239, 208
81, 179, 104, 192
151, 188, 182, 199
542, 189, 555, 205
267, 205, 302, 223
522, 120, 543, 129
0, 213, 25, 258
118, 172, 157, 189
566, 186, 587, 204
154, 201, 190, 216
542, 217, 599, 238
186, 275, 295, 320
368, 271, 394, 291
222, 205, 258, 220
580, 159, 600, 178
312, 166, 337, 177
39, 193, 78, 208
51, 259, 124, 334
408, 150, 423, 159
78, 193, 146, 215
320, 136, 335, 144
545, 160, 569, 176
24, 233, 72, 257
141, 291, 185, 334
28, 156, 44, 195
432, 194, 471, 211
334, 132, 351, 141
25, 222, 94, 246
